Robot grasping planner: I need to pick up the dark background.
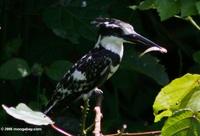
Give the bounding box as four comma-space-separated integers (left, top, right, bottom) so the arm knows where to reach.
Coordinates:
0, 0, 200, 135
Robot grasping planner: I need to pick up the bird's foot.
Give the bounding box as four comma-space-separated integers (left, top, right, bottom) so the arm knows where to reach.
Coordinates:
93, 88, 103, 95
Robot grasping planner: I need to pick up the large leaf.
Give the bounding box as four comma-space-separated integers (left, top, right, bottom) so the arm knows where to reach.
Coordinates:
45, 60, 72, 81
153, 73, 200, 122
180, 0, 198, 17
1, 38, 22, 60
121, 47, 169, 85
0, 58, 30, 80
155, 0, 180, 21
42, 0, 108, 44
196, 1, 200, 14
162, 109, 200, 136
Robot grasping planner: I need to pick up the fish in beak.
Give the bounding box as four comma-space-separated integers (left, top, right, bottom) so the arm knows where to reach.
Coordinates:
123, 32, 167, 56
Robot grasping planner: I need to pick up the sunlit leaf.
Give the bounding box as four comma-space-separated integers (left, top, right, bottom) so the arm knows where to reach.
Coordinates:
153, 73, 200, 122
184, 89, 200, 112
162, 109, 200, 136
2, 103, 54, 126
0, 58, 30, 80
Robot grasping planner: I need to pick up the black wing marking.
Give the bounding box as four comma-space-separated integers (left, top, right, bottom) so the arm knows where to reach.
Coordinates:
57, 49, 112, 94
44, 49, 112, 114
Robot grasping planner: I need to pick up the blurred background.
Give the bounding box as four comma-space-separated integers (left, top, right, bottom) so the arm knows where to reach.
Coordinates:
0, 0, 200, 135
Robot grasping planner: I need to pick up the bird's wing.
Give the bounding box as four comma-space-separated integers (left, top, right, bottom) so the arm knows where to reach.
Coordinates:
44, 50, 112, 114
57, 50, 112, 95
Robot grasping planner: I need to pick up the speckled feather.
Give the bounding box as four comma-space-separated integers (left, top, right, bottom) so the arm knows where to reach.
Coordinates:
44, 46, 121, 114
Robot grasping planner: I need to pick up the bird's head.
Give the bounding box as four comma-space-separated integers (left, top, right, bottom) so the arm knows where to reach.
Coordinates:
91, 17, 167, 55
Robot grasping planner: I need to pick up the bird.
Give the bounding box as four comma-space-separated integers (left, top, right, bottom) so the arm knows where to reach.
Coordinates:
44, 17, 167, 115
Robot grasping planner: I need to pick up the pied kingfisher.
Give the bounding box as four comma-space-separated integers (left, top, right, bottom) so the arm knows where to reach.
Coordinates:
44, 17, 167, 115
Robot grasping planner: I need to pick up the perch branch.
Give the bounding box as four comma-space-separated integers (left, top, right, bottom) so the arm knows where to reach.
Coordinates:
93, 89, 103, 136
104, 130, 161, 136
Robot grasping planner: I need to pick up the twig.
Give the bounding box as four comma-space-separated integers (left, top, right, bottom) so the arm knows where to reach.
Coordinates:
117, 124, 127, 136
81, 96, 90, 135
85, 124, 94, 133
104, 130, 161, 136
51, 124, 74, 136
174, 15, 200, 31
93, 90, 103, 136
186, 16, 200, 31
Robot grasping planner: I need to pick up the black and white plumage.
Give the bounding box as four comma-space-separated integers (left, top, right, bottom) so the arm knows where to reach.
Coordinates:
44, 18, 167, 115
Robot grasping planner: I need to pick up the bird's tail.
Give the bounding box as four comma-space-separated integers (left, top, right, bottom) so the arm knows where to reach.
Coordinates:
43, 91, 64, 116
43, 90, 87, 116
43, 99, 58, 115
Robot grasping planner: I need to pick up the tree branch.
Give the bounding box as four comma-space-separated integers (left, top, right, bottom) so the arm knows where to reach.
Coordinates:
81, 96, 90, 136
104, 130, 161, 136
93, 89, 103, 136
186, 16, 200, 31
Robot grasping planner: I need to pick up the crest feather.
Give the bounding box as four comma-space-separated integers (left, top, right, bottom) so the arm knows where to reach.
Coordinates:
91, 17, 121, 28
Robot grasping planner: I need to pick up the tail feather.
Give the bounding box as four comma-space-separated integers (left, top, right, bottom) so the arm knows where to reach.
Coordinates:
43, 99, 58, 115
43, 91, 81, 116
43, 91, 65, 116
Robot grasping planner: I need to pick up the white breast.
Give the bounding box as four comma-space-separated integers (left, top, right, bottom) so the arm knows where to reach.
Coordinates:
99, 36, 124, 59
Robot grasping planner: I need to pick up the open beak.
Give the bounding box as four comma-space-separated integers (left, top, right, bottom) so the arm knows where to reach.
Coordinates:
123, 33, 167, 56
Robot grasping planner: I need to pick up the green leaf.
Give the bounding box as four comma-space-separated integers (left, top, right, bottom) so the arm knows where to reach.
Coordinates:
155, 0, 180, 21
196, 1, 200, 14
42, 3, 105, 43
121, 48, 169, 85
31, 63, 43, 76
184, 89, 200, 112
46, 60, 72, 81
153, 73, 200, 122
162, 109, 200, 136
138, 0, 156, 10
180, 0, 198, 17
193, 51, 200, 64
0, 58, 30, 80
129, 0, 156, 11
1, 38, 22, 60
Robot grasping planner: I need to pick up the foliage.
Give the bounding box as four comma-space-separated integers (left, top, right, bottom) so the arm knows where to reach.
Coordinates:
130, 0, 200, 20
153, 74, 200, 122
0, 0, 200, 135
122, 48, 169, 85
0, 58, 30, 80
162, 109, 200, 136
154, 74, 200, 135
130, 0, 200, 30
